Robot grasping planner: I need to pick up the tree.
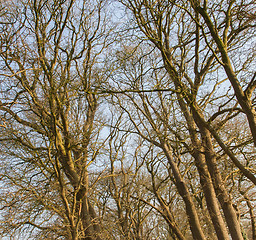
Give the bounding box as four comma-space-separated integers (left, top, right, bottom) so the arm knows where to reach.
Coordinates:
115, 0, 256, 239
1, 0, 256, 239
0, 0, 113, 239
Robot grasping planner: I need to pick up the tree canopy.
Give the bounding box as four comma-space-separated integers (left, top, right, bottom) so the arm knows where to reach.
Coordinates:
0, 0, 256, 239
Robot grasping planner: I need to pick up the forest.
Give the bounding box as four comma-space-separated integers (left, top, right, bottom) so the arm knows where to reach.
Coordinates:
0, 0, 256, 239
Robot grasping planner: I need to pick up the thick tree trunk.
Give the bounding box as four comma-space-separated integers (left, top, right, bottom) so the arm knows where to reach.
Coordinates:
162, 143, 207, 240
161, 49, 243, 239
58, 149, 102, 239
193, 109, 244, 240
81, 196, 102, 240
177, 96, 230, 240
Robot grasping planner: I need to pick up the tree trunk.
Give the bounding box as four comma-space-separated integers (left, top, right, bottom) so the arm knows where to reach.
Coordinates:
162, 142, 207, 240
177, 95, 230, 240
193, 109, 244, 240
